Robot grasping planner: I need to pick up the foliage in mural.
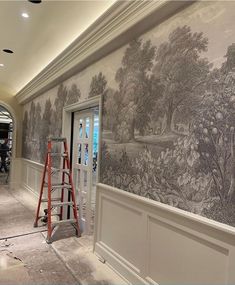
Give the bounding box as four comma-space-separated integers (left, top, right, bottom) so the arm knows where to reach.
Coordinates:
89, 72, 107, 98
101, 26, 235, 227
22, 83, 80, 163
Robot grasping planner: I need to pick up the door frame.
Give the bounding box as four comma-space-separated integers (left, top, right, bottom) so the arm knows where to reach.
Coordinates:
0, 101, 17, 186
72, 108, 96, 234
62, 95, 102, 242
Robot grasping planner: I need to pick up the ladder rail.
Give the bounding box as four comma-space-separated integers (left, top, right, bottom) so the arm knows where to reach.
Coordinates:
64, 140, 80, 236
47, 140, 53, 242
60, 154, 66, 220
34, 155, 48, 227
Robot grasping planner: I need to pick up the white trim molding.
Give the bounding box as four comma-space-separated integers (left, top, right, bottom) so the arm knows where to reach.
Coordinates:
95, 183, 235, 285
15, 0, 191, 105
0, 100, 17, 160
20, 158, 44, 196
62, 95, 101, 156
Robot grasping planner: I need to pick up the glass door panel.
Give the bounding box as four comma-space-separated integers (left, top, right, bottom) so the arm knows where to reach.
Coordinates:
72, 108, 99, 235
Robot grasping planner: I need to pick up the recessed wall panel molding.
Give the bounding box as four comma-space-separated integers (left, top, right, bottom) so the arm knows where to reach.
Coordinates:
95, 183, 235, 284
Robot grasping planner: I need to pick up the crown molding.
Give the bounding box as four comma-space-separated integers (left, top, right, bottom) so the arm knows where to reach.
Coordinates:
16, 0, 192, 104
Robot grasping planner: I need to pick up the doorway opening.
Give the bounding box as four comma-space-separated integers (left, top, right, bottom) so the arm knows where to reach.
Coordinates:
72, 107, 99, 235
0, 105, 13, 185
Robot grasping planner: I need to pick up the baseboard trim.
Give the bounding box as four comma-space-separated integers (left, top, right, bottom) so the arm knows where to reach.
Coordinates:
95, 242, 149, 285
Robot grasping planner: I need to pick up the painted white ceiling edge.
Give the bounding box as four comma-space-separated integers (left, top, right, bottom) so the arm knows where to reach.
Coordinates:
16, 0, 192, 105
0, 0, 116, 96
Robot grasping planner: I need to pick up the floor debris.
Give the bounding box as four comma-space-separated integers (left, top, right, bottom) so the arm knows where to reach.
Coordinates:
0, 239, 13, 248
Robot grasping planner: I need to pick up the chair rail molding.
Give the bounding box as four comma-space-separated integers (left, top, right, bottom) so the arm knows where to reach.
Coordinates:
15, 0, 191, 105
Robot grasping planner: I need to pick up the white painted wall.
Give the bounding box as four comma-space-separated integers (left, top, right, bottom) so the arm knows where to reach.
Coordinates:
94, 183, 235, 285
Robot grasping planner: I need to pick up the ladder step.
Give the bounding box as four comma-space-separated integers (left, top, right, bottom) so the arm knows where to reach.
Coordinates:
51, 168, 70, 175
51, 201, 74, 207
41, 197, 61, 203
50, 152, 68, 157
44, 183, 72, 189
52, 219, 76, 226
38, 213, 60, 219
49, 137, 66, 142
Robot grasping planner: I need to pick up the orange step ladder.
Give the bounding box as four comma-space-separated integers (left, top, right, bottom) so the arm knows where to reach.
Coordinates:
34, 137, 80, 243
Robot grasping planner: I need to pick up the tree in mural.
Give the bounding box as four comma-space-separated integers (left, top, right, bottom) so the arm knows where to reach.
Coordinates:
29, 101, 36, 139
52, 83, 68, 137
224, 43, 235, 72
66, 83, 81, 105
89, 72, 107, 98
102, 88, 116, 130
34, 103, 42, 139
193, 59, 235, 204
22, 110, 29, 158
31, 103, 42, 160
39, 99, 52, 163
154, 25, 210, 134
114, 39, 161, 141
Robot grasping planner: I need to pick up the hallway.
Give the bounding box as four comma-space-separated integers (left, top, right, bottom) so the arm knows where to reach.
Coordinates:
0, 185, 126, 285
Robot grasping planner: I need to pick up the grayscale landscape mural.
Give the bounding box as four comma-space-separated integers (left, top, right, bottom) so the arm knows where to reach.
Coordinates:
23, 1, 235, 227
22, 83, 81, 163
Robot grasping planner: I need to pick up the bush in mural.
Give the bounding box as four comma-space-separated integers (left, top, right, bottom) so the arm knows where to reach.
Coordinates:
101, 25, 235, 226
22, 83, 81, 163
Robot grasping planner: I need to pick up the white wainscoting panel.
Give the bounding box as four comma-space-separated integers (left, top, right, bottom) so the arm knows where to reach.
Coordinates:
10, 157, 23, 189
147, 217, 228, 284
100, 197, 143, 272
95, 183, 235, 285
19, 158, 71, 219
21, 159, 44, 196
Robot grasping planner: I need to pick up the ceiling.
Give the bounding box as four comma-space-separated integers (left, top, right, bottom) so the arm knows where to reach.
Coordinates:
0, 0, 115, 97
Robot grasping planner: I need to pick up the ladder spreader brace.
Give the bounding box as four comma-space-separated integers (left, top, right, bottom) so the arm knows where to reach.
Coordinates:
33, 137, 81, 243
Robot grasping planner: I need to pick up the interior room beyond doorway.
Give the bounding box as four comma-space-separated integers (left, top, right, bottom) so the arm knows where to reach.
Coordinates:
0, 106, 13, 185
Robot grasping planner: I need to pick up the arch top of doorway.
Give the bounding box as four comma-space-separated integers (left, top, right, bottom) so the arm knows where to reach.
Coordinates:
0, 100, 16, 124
0, 100, 17, 159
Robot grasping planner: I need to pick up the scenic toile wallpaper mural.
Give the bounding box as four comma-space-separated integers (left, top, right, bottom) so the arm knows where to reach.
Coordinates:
23, 1, 235, 227
22, 83, 81, 163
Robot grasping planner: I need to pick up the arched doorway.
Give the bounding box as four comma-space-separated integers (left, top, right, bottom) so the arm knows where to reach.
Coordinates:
0, 105, 13, 184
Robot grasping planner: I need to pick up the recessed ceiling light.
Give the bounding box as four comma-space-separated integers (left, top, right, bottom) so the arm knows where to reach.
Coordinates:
0, 63, 4, 67
3, 49, 14, 54
22, 12, 29, 18
28, 0, 42, 3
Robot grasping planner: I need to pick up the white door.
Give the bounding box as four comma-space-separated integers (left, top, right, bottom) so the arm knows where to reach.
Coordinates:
72, 108, 99, 234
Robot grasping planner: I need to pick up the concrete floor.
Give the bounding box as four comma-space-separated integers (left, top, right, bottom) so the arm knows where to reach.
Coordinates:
0, 185, 127, 285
